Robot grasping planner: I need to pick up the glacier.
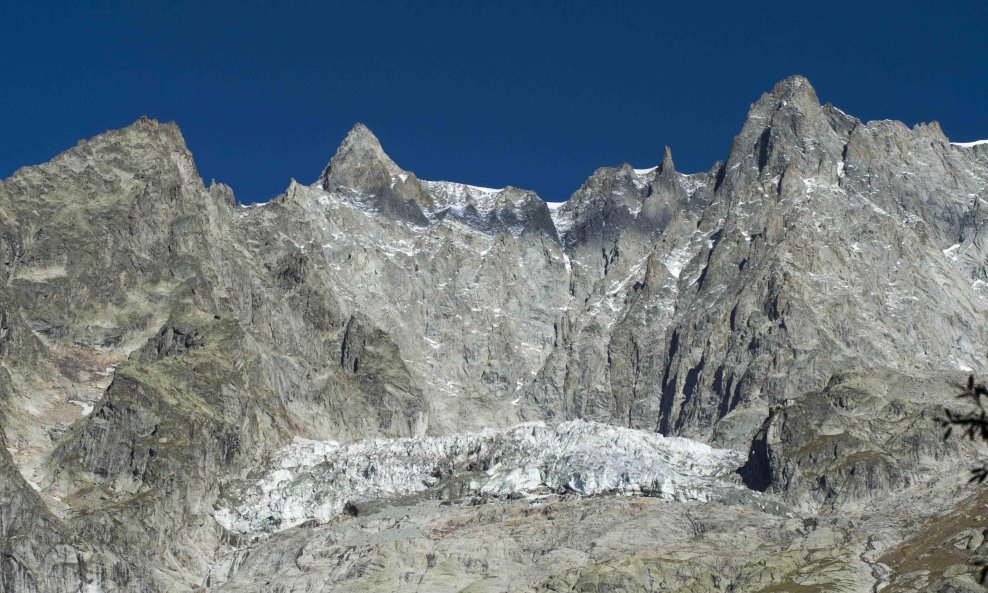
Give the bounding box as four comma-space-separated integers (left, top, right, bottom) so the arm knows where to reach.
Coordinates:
214, 420, 750, 535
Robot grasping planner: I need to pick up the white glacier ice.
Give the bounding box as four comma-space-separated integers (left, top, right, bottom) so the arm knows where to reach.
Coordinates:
214, 420, 748, 535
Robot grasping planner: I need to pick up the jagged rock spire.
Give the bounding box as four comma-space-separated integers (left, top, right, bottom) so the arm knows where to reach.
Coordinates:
321, 123, 401, 192
720, 75, 848, 188
767, 75, 820, 111
319, 123, 433, 223
660, 146, 675, 175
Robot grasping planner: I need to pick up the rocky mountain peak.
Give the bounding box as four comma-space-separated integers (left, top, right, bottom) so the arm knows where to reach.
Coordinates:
342, 121, 380, 145
337, 122, 386, 157
741, 74, 824, 136
51, 117, 192, 168
320, 123, 396, 188
115, 117, 195, 159
718, 75, 844, 189
660, 145, 675, 175
768, 74, 819, 107
319, 123, 434, 223
913, 120, 949, 144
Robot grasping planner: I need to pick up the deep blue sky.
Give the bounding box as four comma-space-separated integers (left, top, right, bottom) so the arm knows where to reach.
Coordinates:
3, 1, 987, 203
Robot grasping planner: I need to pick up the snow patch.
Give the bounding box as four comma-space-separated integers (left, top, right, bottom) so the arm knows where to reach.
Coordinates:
943, 244, 961, 262
679, 173, 708, 196
69, 400, 94, 416
665, 248, 692, 279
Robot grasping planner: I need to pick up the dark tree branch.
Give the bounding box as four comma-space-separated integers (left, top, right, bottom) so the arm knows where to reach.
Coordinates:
941, 374, 988, 583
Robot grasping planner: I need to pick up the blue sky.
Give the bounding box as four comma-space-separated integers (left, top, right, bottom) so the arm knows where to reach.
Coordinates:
2, 1, 986, 203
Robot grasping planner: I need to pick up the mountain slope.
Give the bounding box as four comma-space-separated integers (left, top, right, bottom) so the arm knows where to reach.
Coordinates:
1, 77, 987, 592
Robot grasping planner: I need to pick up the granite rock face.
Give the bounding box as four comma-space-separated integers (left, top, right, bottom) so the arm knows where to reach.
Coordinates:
1, 77, 988, 592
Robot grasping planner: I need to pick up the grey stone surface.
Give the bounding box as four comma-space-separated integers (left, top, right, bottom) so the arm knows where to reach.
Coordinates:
0, 77, 987, 591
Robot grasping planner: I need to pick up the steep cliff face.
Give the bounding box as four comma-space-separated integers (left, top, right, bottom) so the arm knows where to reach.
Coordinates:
651, 78, 988, 444
1, 77, 987, 592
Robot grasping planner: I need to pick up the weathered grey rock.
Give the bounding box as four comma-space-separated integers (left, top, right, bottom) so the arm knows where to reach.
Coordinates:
740, 370, 971, 511
321, 123, 433, 224
0, 77, 987, 592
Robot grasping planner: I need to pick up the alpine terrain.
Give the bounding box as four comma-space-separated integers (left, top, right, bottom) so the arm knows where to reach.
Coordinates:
2, 76, 988, 592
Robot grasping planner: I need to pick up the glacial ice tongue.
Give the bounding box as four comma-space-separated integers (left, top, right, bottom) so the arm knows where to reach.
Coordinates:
214, 420, 748, 535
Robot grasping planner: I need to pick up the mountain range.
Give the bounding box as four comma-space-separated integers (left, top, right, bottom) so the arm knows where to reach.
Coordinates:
2, 76, 988, 592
